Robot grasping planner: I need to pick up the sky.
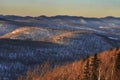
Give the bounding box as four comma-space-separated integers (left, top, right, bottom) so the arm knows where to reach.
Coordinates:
0, 0, 120, 17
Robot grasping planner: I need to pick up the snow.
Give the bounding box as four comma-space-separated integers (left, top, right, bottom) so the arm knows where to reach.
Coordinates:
0, 15, 120, 80
108, 37, 118, 40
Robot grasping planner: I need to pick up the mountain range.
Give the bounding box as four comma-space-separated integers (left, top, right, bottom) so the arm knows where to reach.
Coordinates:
0, 15, 120, 80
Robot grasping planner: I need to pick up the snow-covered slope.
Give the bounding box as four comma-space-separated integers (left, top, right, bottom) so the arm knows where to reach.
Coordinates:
0, 15, 120, 80
0, 21, 19, 36
0, 27, 52, 41
0, 27, 68, 42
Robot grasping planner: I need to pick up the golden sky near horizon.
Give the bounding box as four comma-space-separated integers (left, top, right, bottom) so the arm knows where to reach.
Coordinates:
0, 0, 120, 17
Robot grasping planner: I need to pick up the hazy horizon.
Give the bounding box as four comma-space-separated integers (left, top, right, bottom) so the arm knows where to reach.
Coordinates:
0, 14, 120, 18
0, 0, 120, 17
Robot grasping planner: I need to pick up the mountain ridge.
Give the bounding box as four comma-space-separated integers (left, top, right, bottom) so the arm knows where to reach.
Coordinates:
0, 14, 120, 80
0, 15, 120, 20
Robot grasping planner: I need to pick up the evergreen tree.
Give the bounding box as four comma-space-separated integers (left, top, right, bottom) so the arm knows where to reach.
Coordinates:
83, 56, 90, 80
114, 52, 120, 73
90, 54, 100, 80
112, 52, 120, 80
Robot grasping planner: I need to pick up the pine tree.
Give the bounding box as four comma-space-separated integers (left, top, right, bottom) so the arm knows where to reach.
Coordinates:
111, 52, 120, 80
115, 52, 120, 70
90, 54, 100, 80
83, 56, 90, 80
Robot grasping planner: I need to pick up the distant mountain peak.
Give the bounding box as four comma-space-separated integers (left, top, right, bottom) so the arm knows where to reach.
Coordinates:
103, 16, 120, 19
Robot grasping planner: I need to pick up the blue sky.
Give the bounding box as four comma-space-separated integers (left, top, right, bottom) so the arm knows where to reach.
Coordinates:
0, 0, 120, 17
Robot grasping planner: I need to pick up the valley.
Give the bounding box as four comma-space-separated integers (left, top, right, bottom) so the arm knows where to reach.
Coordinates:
0, 15, 120, 80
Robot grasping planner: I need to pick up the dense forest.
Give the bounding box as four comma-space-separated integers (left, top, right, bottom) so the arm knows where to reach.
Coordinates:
19, 48, 120, 80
